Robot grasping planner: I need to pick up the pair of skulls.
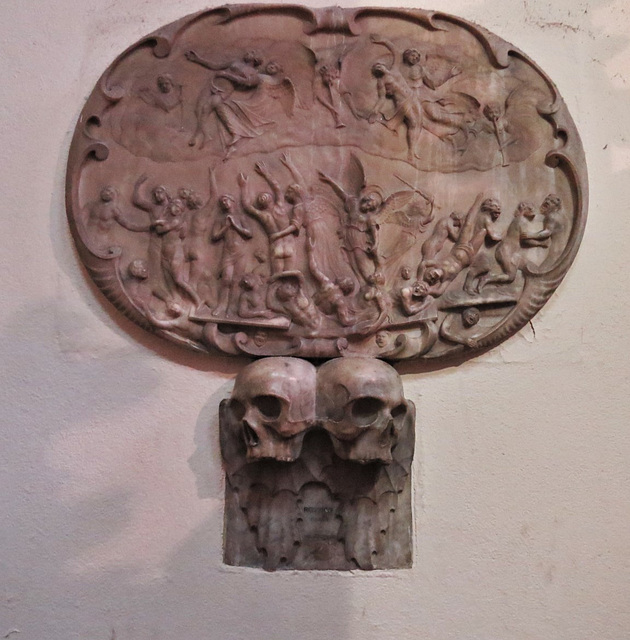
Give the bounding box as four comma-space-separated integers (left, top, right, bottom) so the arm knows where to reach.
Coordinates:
226, 357, 411, 464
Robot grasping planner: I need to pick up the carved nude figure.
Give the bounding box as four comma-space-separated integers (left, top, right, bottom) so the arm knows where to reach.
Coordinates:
268, 274, 320, 332
237, 274, 273, 319
399, 280, 432, 316
86, 186, 154, 236
479, 201, 538, 290
416, 211, 463, 281
522, 194, 566, 264
369, 36, 463, 160
210, 185, 253, 316
421, 196, 502, 297
153, 198, 201, 306
238, 162, 299, 275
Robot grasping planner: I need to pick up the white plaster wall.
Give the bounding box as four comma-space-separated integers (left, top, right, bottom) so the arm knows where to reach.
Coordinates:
1, 0, 629, 638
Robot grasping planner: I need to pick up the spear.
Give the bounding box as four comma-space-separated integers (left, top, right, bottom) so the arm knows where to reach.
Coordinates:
394, 174, 438, 209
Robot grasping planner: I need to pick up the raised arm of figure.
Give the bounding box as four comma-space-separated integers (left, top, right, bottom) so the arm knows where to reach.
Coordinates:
255, 161, 282, 202
132, 175, 153, 212
318, 170, 349, 205
115, 209, 152, 233
281, 152, 307, 192
185, 50, 229, 71
369, 35, 400, 68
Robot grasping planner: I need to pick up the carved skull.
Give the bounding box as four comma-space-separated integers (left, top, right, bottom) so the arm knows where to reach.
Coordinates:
228, 357, 316, 462
317, 358, 410, 464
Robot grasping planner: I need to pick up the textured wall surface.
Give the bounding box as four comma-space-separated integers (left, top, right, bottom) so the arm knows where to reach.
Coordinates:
1, 1, 629, 639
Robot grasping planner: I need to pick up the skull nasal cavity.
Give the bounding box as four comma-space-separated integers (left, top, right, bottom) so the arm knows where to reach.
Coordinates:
253, 395, 283, 419
351, 397, 385, 425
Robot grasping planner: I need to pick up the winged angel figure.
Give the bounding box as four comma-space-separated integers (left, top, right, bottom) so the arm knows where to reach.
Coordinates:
185, 48, 299, 155
318, 154, 435, 285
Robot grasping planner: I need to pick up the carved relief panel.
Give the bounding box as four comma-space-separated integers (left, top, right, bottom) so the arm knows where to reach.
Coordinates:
66, 4, 587, 365
66, 5, 587, 571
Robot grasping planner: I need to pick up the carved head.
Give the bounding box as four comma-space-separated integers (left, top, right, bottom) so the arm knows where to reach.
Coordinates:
402, 48, 422, 66
178, 187, 192, 200
424, 267, 444, 286
228, 358, 316, 461
276, 278, 300, 301
128, 259, 148, 280
167, 198, 185, 217
450, 211, 463, 226
284, 184, 304, 205
256, 192, 273, 210
480, 197, 501, 221
157, 74, 174, 93
360, 186, 383, 213
100, 185, 117, 202
219, 194, 236, 212
411, 280, 428, 298
516, 201, 535, 220
375, 331, 389, 348
243, 50, 262, 67
540, 194, 561, 215
317, 358, 410, 464
319, 64, 339, 85
152, 185, 169, 205
265, 61, 283, 76
462, 307, 480, 328
371, 62, 388, 78
483, 102, 503, 121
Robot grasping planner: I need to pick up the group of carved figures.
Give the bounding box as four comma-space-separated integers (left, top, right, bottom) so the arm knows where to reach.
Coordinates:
85, 149, 565, 345
221, 357, 414, 570
129, 34, 514, 164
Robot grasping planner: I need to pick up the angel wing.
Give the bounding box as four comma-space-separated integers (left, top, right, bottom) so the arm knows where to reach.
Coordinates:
378, 190, 433, 229
343, 152, 367, 196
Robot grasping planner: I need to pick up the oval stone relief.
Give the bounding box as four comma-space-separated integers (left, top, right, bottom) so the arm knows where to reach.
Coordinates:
66, 4, 587, 363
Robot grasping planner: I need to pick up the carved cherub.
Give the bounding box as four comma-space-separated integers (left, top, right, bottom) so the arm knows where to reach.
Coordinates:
303, 43, 357, 128
138, 74, 183, 117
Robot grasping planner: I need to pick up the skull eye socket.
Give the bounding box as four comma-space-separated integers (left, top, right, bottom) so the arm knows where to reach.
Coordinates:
229, 399, 246, 421
351, 397, 385, 426
252, 395, 283, 420
391, 403, 407, 420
